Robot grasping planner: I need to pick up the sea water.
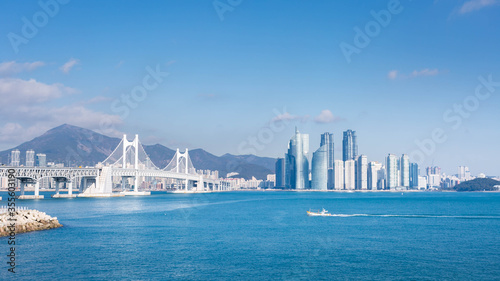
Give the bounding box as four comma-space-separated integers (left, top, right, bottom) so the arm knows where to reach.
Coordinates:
1, 191, 499, 280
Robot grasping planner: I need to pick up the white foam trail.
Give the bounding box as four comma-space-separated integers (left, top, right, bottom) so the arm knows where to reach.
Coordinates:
327, 214, 500, 219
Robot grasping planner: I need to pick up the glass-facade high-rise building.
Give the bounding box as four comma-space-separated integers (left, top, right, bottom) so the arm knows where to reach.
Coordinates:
400, 154, 410, 188
10, 149, 20, 166
285, 128, 309, 190
386, 154, 398, 189
368, 161, 382, 190
320, 132, 334, 189
334, 160, 344, 190
311, 145, 328, 190
458, 166, 471, 181
426, 166, 441, 176
342, 130, 358, 161
26, 149, 35, 167
36, 153, 47, 167
356, 155, 368, 190
410, 162, 419, 189
344, 159, 356, 190
275, 158, 286, 189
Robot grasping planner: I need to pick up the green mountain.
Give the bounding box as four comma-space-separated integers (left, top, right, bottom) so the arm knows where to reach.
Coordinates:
454, 178, 500, 192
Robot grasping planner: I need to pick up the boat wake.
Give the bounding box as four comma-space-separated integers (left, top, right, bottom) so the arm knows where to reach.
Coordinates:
327, 214, 500, 219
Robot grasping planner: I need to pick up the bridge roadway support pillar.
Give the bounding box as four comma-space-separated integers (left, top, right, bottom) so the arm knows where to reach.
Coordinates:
68, 181, 73, 196
35, 181, 40, 197
121, 177, 126, 191
55, 180, 61, 195
52, 179, 77, 198
79, 167, 124, 198
121, 172, 150, 196
18, 180, 44, 200
81, 177, 87, 192
199, 176, 204, 192
134, 175, 139, 193
185, 179, 188, 191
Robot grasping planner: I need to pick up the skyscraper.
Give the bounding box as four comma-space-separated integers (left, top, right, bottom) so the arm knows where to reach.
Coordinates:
458, 166, 471, 181
368, 161, 382, 190
334, 160, 344, 190
400, 154, 410, 188
342, 130, 358, 161
36, 153, 47, 167
275, 158, 286, 188
426, 166, 441, 176
26, 149, 35, 167
426, 166, 442, 188
285, 128, 310, 190
344, 159, 355, 190
311, 145, 328, 190
320, 132, 334, 189
10, 149, 20, 166
410, 162, 419, 188
377, 167, 386, 190
356, 155, 368, 190
386, 154, 398, 189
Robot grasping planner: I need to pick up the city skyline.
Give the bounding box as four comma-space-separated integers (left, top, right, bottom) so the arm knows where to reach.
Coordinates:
1, 122, 497, 178
0, 1, 499, 176
279, 128, 491, 191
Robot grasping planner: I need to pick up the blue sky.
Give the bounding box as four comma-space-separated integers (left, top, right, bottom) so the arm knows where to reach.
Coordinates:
0, 0, 499, 176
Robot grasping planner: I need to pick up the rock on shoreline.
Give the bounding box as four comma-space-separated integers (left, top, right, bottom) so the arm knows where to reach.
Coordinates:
0, 209, 62, 237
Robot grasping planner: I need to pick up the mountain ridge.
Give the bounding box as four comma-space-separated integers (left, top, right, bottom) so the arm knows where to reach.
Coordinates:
0, 124, 275, 180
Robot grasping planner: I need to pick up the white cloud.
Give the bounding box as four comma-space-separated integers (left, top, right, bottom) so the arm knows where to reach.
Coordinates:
0, 61, 45, 76
0, 105, 123, 146
410, 68, 440, 77
388, 70, 398, 80
60, 58, 80, 74
7, 104, 121, 129
271, 112, 309, 123
80, 96, 112, 105
0, 78, 77, 104
388, 69, 440, 80
0, 122, 49, 144
0, 73, 123, 148
314, 109, 342, 124
459, 0, 499, 14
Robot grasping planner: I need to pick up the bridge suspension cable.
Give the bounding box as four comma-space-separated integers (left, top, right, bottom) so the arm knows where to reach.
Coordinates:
101, 134, 158, 170
163, 149, 197, 175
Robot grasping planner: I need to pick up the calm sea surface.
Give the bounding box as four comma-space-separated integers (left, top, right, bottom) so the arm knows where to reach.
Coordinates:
1, 191, 499, 280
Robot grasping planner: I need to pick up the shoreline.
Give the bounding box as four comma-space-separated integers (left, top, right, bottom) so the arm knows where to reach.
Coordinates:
1, 188, 498, 194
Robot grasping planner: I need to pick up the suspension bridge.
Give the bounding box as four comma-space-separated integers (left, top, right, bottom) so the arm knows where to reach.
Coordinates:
0, 134, 231, 199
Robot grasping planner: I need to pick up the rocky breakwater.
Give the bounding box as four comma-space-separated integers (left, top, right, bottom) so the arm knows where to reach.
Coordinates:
0, 209, 62, 237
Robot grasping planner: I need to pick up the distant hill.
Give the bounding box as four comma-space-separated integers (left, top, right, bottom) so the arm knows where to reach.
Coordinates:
220, 153, 276, 171
0, 124, 275, 180
454, 178, 500, 192
0, 124, 120, 167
